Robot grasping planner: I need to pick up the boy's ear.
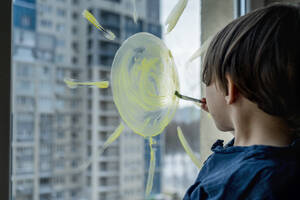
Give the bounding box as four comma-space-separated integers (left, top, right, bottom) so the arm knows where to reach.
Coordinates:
225, 74, 238, 104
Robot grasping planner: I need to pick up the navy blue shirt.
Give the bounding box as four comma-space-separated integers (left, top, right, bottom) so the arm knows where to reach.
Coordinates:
183, 137, 300, 200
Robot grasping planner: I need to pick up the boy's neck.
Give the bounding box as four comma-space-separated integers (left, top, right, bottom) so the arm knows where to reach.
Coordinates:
231, 99, 294, 147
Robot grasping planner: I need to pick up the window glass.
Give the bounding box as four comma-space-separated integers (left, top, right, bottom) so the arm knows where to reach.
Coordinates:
11, 0, 200, 199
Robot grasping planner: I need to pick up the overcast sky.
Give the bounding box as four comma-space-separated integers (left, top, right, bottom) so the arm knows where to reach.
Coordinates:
160, 0, 201, 107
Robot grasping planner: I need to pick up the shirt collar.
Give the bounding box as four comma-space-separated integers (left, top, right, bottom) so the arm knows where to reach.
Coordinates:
211, 137, 300, 153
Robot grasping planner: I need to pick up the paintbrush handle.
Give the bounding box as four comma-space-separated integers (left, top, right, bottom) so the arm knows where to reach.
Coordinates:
174, 91, 205, 104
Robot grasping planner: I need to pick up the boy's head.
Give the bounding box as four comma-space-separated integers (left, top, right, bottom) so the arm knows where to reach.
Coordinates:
202, 3, 300, 135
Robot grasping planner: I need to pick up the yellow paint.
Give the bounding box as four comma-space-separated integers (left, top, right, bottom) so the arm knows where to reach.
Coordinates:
132, 0, 138, 24
111, 32, 179, 137
177, 126, 201, 169
145, 137, 156, 197
82, 9, 116, 40
64, 77, 109, 89
65, 32, 181, 196
165, 0, 188, 34
187, 36, 213, 64
75, 123, 125, 172
103, 122, 125, 149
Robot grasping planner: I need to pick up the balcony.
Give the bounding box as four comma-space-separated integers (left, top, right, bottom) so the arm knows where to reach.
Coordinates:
98, 95, 113, 101
98, 185, 118, 192
98, 156, 119, 162
16, 185, 33, 196
98, 110, 119, 117
100, 12, 120, 28
39, 185, 52, 194
98, 170, 119, 177
15, 167, 34, 175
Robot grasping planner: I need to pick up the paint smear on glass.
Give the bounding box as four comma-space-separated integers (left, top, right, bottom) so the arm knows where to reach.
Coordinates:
132, 0, 138, 24
145, 137, 156, 197
102, 122, 125, 149
177, 126, 201, 169
64, 77, 109, 89
111, 32, 180, 137
111, 32, 180, 196
66, 32, 180, 195
75, 122, 125, 172
187, 36, 213, 64
165, 0, 188, 34
82, 9, 116, 40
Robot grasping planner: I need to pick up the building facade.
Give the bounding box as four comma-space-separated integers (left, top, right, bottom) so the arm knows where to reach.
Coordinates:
12, 0, 162, 200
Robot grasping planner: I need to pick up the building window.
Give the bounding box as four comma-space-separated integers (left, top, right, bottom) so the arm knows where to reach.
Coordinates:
99, 41, 119, 56
99, 192, 107, 200
55, 54, 65, 63
88, 24, 93, 34
100, 10, 120, 28
72, 57, 78, 64
72, 26, 78, 35
87, 39, 93, 49
16, 96, 35, 109
21, 15, 31, 27
55, 159, 65, 169
87, 55, 93, 66
147, 23, 161, 38
16, 64, 34, 78
56, 23, 66, 33
72, 41, 79, 52
40, 19, 52, 28
99, 55, 113, 66
56, 8, 66, 17
36, 50, 53, 62
38, 4, 53, 14
124, 17, 143, 38
56, 39, 65, 48
55, 191, 64, 200
72, 0, 79, 5
105, 0, 120, 2
72, 12, 78, 19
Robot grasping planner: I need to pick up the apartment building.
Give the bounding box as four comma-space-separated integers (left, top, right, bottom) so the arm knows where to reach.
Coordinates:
11, 0, 162, 200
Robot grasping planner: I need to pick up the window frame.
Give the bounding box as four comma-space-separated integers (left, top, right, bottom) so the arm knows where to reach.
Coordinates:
234, 0, 249, 18
0, 0, 12, 199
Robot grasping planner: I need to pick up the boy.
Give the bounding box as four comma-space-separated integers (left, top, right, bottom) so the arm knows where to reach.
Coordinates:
184, 3, 300, 200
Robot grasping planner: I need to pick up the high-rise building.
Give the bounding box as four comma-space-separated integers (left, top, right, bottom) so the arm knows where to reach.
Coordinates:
82, 1, 162, 199
11, 0, 162, 200
12, 0, 85, 199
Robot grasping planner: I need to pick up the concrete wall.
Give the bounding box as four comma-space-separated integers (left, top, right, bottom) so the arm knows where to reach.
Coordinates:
199, 0, 235, 167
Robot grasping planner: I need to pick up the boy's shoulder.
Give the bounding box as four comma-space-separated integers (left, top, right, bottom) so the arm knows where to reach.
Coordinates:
184, 138, 300, 200
206, 137, 300, 178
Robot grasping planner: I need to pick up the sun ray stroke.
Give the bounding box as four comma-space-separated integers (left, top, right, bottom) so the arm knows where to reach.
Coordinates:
177, 126, 201, 169
165, 0, 188, 34
131, 0, 138, 24
145, 137, 156, 197
82, 9, 116, 40
64, 77, 109, 89
186, 36, 214, 64
74, 122, 125, 172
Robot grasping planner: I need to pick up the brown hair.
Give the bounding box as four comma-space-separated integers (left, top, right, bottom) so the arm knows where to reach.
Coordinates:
202, 3, 300, 136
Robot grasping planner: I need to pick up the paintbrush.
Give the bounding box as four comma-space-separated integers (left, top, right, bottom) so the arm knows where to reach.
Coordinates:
174, 91, 205, 104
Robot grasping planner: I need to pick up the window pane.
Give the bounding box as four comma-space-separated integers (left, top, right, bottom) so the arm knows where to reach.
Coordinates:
11, 0, 200, 200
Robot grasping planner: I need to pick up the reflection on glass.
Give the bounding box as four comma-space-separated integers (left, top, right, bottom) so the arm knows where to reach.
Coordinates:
11, 0, 199, 199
